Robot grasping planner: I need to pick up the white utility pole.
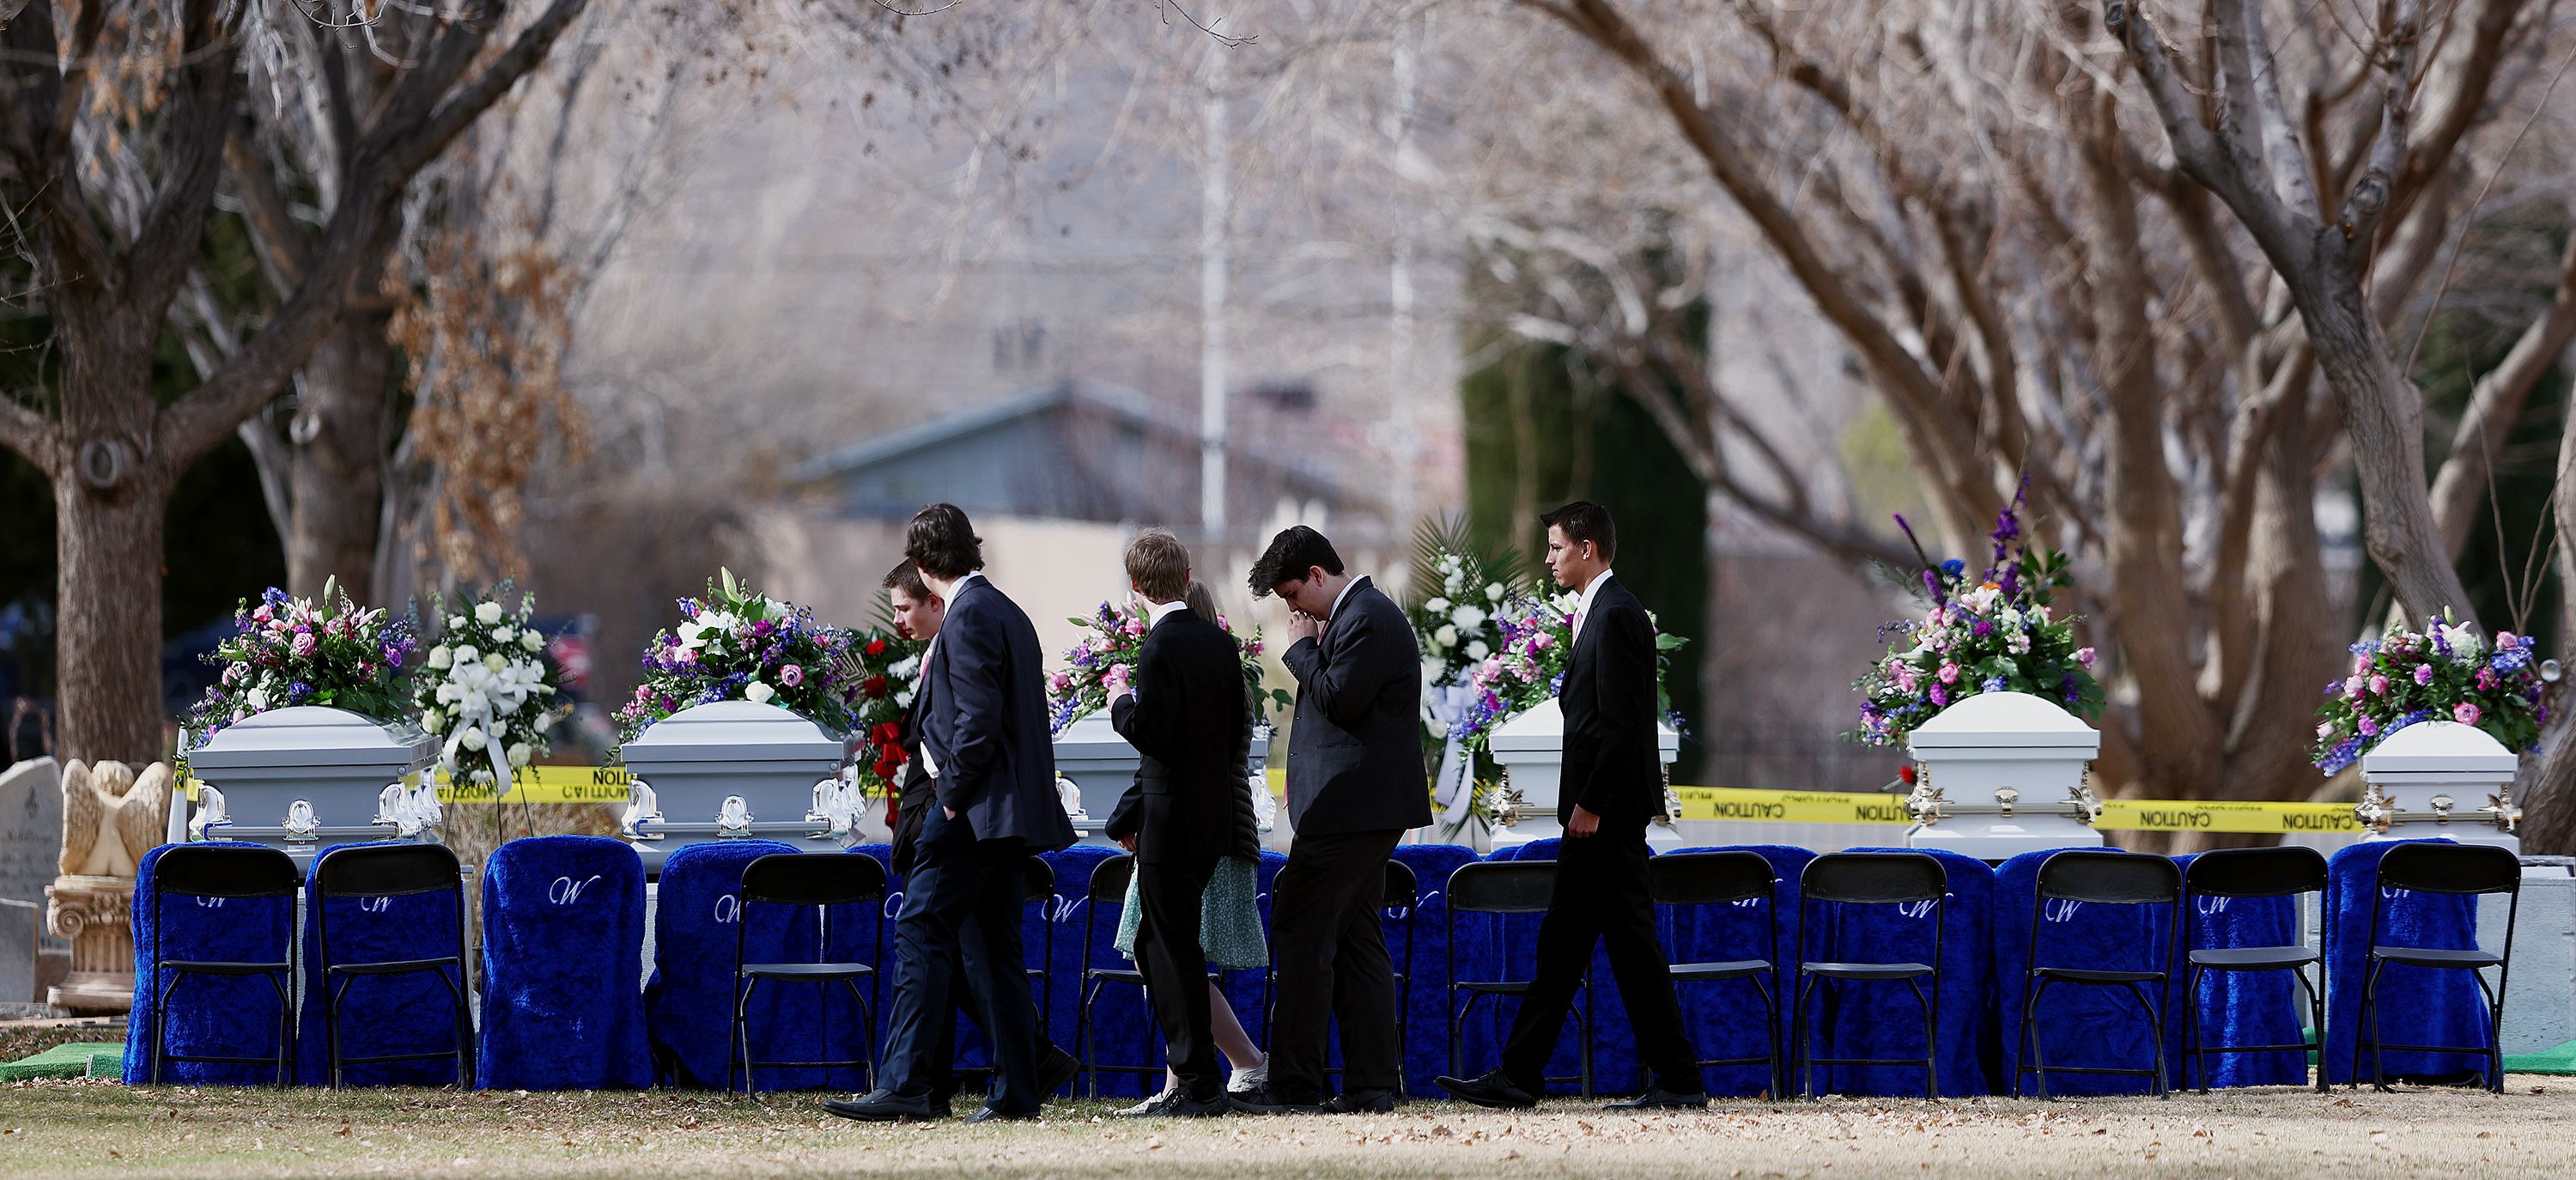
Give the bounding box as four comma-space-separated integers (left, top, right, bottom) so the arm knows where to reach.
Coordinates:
1199, 46, 1231, 532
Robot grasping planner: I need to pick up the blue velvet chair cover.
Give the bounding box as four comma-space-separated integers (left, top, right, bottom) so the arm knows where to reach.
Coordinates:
1667, 844, 1814, 1098
123, 842, 299, 1086
2172, 851, 2309, 1089
1797, 847, 1996, 1097
2324, 839, 2497, 1086
292, 841, 472, 1086
1994, 848, 2178, 1096
644, 839, 870, 1091
477, 836, 651, 1090
1041, 845, 1157, 1097
1391, 842, 1484, 1095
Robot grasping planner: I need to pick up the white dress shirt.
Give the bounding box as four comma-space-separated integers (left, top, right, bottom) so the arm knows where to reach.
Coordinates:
1327, 575, 1364, 623
918, 571, 987, 781
1571, 568, 1616, 644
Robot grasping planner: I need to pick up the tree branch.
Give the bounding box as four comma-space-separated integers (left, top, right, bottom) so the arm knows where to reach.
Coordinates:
0, 395, 52, 473
2335, 0, 2419, 247
2427, 229, 2576, 557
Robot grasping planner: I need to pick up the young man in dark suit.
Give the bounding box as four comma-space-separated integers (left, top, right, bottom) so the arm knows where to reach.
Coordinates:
830, 505, 1078, 1123
878, 558, 1076, 1117
1437, 502, 1706, 1111
1235, 526, 1431, 1115
1102, 529, 1248, 1118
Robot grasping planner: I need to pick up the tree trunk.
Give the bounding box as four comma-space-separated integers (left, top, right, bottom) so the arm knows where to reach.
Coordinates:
2292, 270, 2480, 630
285, 307, 394, 598
2514, 382, 2576, 855
51, 444, 170, 766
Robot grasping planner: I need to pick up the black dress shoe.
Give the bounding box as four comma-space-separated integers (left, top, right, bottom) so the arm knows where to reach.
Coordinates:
1227, 1085, 1324, 1115
1037, 1047, 1081, 1097
823, 1088, 942, 1122
1436, 1070, 1537, 1110
1322, 1089, 1398, 1114
1162, 1091, 1231, 1118
965, 1105, 1041, 1123
1605, 1086, 1708, 1111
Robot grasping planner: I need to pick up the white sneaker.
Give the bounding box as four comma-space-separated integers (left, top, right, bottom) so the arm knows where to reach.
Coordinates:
1227, 1061, 1268, 1094
1116, 1085, 1181, 1117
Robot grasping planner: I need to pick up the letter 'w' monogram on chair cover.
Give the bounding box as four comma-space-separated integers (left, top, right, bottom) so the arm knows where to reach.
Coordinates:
479, 836, 651, 1090
647, 839, 868, 1091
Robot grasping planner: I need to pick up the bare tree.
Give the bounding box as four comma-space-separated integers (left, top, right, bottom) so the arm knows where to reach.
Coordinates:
1461, 0, 2572, 826
0, 0, 590, 763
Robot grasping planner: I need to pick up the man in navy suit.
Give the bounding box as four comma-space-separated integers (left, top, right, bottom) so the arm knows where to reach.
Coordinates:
829, 504, 1078, 1122
1437, 501, 1705, 1111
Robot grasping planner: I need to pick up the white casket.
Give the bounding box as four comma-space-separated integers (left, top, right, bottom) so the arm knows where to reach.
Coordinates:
1051, 713, 1270, 848
1487, 696, 1683, 849
2357, 721, 2522, 851
1904, 690, 2103, 861
184, 706, 440, 865
617, 700, 848, 873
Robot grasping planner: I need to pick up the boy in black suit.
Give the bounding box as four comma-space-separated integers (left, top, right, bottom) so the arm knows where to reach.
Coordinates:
1438, 502, 1706, 1110
1236, 526, 1430, 1115
1103, 529, 1248, 1117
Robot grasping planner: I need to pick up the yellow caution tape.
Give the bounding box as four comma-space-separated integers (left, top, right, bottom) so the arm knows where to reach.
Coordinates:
1670, 786, 1913, 825
1669, 786, 2365, 834
433, 765, 636, 805
2093, 799, 2364, 835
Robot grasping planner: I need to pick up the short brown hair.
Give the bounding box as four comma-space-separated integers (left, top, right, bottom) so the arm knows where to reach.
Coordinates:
1541, 501, 1616, 563
881, 559, 930, 600
1124, 528, 1192, 603
905, 503, 984, 579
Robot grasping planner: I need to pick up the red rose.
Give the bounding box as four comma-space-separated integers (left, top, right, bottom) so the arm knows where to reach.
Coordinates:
866, 639, 888, 656
1898, 764, 1918, 786
863, 676, 888, 698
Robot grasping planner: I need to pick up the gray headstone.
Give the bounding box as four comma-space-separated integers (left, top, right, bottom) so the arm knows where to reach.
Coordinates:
0, 758, 62, 949
0, 897, 35, 1003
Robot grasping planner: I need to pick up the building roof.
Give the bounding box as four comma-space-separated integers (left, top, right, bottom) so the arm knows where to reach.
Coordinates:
793, 379, 1371, 526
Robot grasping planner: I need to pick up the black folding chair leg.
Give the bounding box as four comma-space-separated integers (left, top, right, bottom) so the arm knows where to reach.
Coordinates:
2027, 976, 2055, 1102
1794, 975, 1816, 1100
1907, 976, 1935, 1100
2364, 959, 2389, 1092
2117, 980, 2167, 1099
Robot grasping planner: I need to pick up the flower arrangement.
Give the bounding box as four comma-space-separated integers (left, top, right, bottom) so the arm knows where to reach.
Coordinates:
614, 569, 865, 745
2312, 614, 2551, 774
1850, 485, 2103, 748
1046, 599, 1288, 736
847, 628, 925, 800
185, 578, 418, 747
1407, 519, 1526, 695
411, 586, 565, 789
1443, 591, 1690, 753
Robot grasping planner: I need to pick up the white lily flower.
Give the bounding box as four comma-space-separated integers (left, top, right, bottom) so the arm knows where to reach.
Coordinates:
745, 680, 776, 705
246, 688, 269, 711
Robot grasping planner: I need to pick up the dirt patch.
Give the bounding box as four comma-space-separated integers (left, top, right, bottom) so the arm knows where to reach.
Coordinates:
1, 1077, 2567, 1178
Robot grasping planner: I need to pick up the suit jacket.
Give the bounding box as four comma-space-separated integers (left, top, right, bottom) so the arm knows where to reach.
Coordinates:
1105, 609, 1250, 865
1558, 575, 1663, 824
917, 577, 1078, 850
890, 703, 936, 876
1279, 576, 1431, 836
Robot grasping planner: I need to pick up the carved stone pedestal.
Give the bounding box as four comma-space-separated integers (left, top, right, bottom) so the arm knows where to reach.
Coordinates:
44, 873, 134, 1013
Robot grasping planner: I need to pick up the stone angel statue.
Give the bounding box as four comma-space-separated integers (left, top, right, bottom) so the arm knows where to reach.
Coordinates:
59, 760, 171, 879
